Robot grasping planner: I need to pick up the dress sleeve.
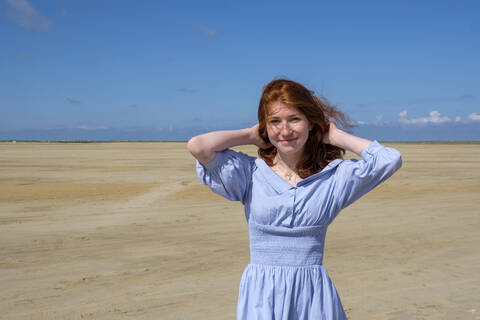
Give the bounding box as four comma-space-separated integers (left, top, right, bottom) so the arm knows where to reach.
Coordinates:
330, 140, 402, 219
196, 149, 254, 204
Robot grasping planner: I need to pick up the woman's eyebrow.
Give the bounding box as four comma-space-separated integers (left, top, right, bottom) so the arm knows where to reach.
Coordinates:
268, 112, 301, 118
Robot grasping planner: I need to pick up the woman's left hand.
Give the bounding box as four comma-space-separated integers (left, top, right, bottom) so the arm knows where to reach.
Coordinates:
322, 119, 337, 145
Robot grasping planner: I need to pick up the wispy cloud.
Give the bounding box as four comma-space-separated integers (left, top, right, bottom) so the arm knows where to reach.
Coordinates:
458, 94, 475, 101
71, 125, 110, 131
374, 114, 392, 125
192, 24, 217, 37
357, 110, 480, 127
399, 110, 450, 125
176, 87, 196, 94
17, 54, 32, 60
6, 0, 53, 32
59, 7, 69, 17
66, 98, 81, 104
447, 113, 480, 123
355, 114, 390, 126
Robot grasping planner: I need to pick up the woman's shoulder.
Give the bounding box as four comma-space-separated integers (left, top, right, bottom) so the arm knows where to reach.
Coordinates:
222, 148, 258, 165
198, 148, 257, 171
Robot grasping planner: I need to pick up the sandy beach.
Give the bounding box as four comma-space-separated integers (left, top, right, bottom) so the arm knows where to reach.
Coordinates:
0, 141, 479, 320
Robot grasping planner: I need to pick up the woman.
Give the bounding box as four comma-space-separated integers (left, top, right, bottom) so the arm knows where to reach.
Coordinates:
187, 79, 402, 319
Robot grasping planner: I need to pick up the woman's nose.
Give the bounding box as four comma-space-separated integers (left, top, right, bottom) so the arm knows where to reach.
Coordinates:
279, 122, 292, 134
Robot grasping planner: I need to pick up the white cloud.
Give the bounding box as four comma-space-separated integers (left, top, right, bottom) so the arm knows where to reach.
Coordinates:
373, 114, 389, 125
192, 24, 217, 37
6, 0, 52, 32
455, 116, 462, 122
355, 115, 392, 126
399, 110, 451, 125
468, 113, 480, 121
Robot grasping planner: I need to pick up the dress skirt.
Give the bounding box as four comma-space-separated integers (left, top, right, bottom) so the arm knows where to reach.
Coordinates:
237, 263, 347, 320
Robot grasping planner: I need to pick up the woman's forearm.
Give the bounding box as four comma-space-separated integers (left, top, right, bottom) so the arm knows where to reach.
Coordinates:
329, 128, 372, 157
187, 128, 253, 164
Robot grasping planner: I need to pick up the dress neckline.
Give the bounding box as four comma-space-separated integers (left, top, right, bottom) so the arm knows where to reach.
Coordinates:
255, 158, 342, 193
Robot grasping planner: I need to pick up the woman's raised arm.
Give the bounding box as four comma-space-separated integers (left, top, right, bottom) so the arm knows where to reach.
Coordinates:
322, 120, 402, 215
187, 124, 270, 164
323, 120, 372, 156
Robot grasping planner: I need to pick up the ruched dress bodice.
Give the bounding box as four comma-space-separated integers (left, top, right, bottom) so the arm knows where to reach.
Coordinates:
248, 220, 326, 266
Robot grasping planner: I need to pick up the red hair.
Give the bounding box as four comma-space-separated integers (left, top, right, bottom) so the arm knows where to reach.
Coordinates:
257, 79, 352, 178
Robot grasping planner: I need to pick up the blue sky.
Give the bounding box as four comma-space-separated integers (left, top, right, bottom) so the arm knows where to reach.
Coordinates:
1, 0, 479, 140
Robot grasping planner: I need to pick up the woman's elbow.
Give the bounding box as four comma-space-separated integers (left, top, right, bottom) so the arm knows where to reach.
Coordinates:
187, 136, 214, 163
187, 136, 204, 158
389, 149, 403, 172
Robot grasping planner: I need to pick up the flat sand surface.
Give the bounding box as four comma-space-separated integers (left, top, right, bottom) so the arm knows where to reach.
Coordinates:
1, 141, 479, 320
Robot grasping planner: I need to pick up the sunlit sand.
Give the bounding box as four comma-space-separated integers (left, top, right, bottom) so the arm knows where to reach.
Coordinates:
1, 141, 479, 319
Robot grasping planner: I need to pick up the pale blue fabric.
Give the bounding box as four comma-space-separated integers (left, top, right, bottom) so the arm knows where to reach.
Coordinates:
196, 141, 402, 320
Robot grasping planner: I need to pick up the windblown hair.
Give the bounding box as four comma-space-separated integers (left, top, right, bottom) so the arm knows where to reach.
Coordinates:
258, 79, 353, 179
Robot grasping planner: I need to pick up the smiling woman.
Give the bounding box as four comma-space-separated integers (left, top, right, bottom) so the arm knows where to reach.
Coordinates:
257, 79, 352, 182
187, 78, 402, 320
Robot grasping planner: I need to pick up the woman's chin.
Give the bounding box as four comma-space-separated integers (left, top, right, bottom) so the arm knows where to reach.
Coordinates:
276, 146, 302, 155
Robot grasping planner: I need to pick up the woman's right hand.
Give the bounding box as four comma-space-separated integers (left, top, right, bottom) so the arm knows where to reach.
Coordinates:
249, 124, 272, 149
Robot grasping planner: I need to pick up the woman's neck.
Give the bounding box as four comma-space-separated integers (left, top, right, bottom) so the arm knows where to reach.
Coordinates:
274, 151, 302, 171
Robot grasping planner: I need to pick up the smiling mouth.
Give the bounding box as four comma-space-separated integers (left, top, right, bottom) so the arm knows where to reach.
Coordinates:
279, 138, 297, 143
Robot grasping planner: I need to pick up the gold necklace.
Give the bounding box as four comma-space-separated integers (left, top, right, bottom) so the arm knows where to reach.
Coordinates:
274, 158, 297, 182
284, 170, 295, 181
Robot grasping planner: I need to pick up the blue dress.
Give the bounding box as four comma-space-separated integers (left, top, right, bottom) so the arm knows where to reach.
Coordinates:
196, 141, 402, 320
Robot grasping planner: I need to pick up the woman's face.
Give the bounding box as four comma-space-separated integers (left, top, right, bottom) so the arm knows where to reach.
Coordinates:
266, 101, 311, 158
